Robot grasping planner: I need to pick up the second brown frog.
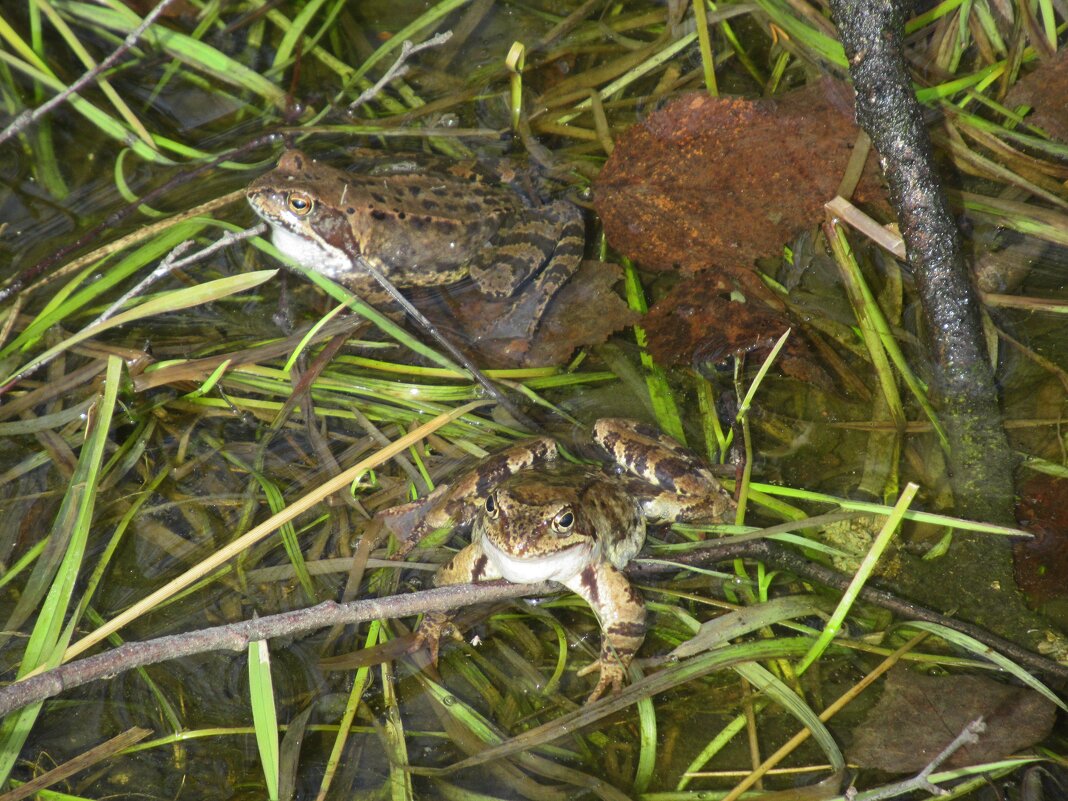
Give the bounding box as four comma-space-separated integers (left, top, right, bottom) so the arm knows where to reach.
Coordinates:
403, 418, 737, 701
247, 150, 585, 338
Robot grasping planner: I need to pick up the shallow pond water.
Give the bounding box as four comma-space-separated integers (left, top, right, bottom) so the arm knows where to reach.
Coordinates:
2, 1, 1067, 799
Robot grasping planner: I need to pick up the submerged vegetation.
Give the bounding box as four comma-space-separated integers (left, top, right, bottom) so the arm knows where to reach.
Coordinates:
1, 0, 1067, 799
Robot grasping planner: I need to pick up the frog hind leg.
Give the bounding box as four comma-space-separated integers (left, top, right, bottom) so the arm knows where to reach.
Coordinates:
595, 418, 737, 524
562, 561, 646, 702
468, 201, 584, 337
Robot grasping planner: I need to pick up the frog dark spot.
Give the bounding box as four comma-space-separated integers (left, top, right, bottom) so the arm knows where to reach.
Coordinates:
431, 186, 448, 197
435, 220, 457, 234
579, 565, 600, 604
422, 199, 440, 211
465, 201, 482, 214
371, 193, 386, 203
346, 207, 355, 215
471, 553, 490, 582
409, 185, 422, 196
371, 209, 388, 221
398, 212, 406, 220
410, 216, 428, 230
607, 621, 645, 638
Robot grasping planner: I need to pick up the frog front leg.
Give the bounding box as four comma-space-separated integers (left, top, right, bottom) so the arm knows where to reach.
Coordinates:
411, 540, 507, 665
394, 436, 558, 557
593, 418, 736, 524
562, 561, 647, 702
433, 540, 503, 587
468, 201, 584, 338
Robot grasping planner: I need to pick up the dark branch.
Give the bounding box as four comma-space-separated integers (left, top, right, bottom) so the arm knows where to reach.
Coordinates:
828, 0, 1014, 524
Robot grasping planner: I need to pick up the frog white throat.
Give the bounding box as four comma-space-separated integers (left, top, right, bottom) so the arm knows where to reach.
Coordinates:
269, 222, 353, 281
481, 536, 595, 584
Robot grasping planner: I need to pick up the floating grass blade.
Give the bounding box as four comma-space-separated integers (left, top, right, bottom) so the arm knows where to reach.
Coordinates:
248, 638, 280, 801
621, 258, 685, 443
796, 483, 919, 674
2, 270, 278, 388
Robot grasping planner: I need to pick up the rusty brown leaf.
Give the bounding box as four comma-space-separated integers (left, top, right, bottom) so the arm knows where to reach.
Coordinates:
594, 79, 884, 274
593, 79, 884, 373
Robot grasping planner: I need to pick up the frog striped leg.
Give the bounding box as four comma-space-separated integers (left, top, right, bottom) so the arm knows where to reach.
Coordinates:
562, 561, 647, 702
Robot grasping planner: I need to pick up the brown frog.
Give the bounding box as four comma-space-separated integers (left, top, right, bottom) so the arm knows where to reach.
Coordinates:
405, 418, 736, 701
246, 150, 584, 337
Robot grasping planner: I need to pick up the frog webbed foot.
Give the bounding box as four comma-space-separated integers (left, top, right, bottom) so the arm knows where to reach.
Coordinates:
411, 610, 463, 665
577, 656, 627, 703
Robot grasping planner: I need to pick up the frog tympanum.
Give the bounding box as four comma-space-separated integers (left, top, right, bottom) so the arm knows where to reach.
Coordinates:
406, 418, 736, 701
246, 150, 584, 337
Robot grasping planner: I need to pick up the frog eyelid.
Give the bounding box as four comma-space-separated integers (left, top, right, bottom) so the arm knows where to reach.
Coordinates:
552, 508, 575, 533
287, 191, 314, 215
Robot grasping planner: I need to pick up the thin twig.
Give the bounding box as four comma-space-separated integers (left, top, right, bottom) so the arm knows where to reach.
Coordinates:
3, 226, 265, 389
98, 226, 265, 323
0, 0, 180, 147
0, 580, 553, 719
848, 718, 986, 800
352, 254, 540, 432
349, 32, 454, 110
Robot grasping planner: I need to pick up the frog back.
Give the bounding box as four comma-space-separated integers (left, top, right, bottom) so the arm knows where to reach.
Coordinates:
342, 171, 516, 284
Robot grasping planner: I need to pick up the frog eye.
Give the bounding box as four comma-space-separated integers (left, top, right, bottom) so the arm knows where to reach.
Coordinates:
484, 492, 498, 518
287, 192, 314, 216
552, 508, 575, 534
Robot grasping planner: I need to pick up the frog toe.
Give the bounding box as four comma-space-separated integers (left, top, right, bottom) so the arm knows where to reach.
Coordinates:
411, 611, 461, 665
578, 659, 626, 702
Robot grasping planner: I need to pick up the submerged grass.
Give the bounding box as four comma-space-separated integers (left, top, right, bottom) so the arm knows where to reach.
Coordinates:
0, 0, 1066, 799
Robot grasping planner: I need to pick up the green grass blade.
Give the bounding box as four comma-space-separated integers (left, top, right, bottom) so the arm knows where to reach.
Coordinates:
59, 1, 286, 104
0, 355, 122, 787
248, 639, 280, 801
317, 621, 379, 800
0, 47, 169, 163
34, 0, 155, 147
903, 621, 1067, 711
1, 219, 211, 358
621, 258, 685, 443
796, 483, 919, 674
735, 662, 845, 772
2, 270, 278, 386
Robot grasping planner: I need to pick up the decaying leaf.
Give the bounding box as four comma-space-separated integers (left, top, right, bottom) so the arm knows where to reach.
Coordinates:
1005, 48, 1068, 143
848, 667, 1056, 773
593, 79, 885, 375
593, 78, 885, 273
1014, 475, 1068, 604
436, 259, 638, 368
641, 274, 831, 385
